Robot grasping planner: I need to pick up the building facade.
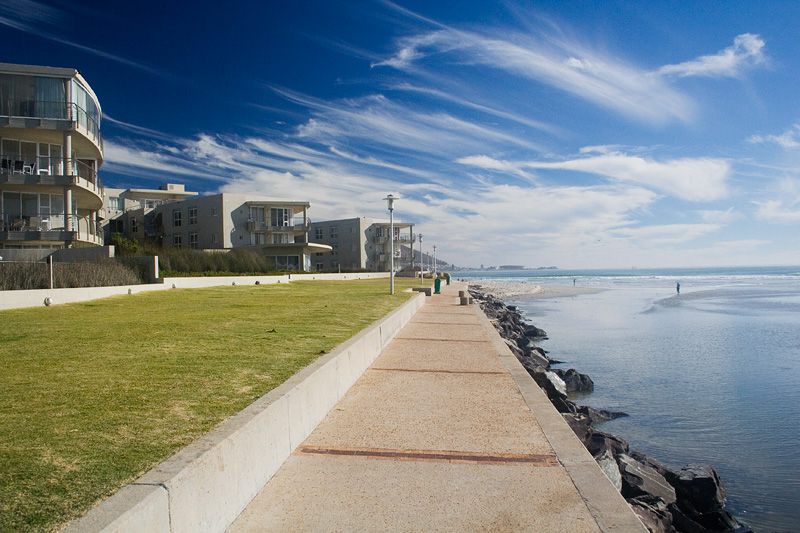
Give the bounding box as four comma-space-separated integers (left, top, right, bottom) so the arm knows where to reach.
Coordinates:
116, 192, 331, 271
0, 62, 104, 250
103, 183, 197, 240
309, 217, 414, 272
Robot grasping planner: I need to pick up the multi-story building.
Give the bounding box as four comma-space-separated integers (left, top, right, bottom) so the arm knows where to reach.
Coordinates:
119, 192, 331, 271
103, 183, 197, 239
0, 62, 104, 250
309, 217, 414, 272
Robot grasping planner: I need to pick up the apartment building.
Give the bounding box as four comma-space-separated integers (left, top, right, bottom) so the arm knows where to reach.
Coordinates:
0, 62, 104, 250
103, 183, 197, 239
309, 217, 414, 272
118, 192, 331, 271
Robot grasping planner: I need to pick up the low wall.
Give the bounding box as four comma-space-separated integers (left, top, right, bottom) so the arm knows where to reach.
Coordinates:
64, 290, 425, 533
50, 246, 115, 262
0, 272, 391, 311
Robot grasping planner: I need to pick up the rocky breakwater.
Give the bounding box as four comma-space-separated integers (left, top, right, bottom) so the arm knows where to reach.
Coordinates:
470, 286, 751, 533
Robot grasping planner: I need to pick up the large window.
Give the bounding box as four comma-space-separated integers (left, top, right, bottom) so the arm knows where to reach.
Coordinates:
270, 208, 291, 227
173, 234, 182, 247
274, 255, 300, 270
329, 225, 338, 239
1, 191, 66, 230
189, 232, 198, 249
108, 196, 123, 211
72, 80, 101, 137
315, 227, 324, 240
0, 74, 66, 118
173, 209, 182, 227
188, 206, 198, 225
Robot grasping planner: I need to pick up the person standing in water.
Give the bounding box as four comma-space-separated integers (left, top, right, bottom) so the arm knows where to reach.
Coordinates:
676, 282, 681, 294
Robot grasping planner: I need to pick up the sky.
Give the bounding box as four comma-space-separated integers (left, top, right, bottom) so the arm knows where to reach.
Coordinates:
3, 0, 800, 268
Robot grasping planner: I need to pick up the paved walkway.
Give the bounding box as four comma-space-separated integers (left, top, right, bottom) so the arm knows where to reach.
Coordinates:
229, 283, 644, 532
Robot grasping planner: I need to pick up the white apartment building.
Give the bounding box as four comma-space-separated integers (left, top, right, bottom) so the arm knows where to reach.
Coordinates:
0, 62, 104, 250
309, 217, 414, 272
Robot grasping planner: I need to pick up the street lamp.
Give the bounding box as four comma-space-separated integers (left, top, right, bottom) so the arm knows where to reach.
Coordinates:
384, 194, 397, 295
418, 233, 423, 283
433, 244, 437, 279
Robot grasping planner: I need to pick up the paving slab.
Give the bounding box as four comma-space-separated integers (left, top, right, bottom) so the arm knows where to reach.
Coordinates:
302, 369, 554, 455
395, 322, 489, 342
231, 454, 600, 533
375, 338, 504, 373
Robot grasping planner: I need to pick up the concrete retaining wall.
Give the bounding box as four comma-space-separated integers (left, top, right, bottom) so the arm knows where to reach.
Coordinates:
64, 290, 425, 533
0, 272, 390, 311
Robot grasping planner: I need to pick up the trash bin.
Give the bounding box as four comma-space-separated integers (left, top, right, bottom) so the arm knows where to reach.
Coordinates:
434, 277, 442, 294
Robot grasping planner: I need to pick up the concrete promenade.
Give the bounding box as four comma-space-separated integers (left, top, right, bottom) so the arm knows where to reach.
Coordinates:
229, 283, 644, 532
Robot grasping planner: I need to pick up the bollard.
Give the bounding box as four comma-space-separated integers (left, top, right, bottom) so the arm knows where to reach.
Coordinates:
469, 297, 474, 304
458, 290, 466, 298
460, 296, 469, 306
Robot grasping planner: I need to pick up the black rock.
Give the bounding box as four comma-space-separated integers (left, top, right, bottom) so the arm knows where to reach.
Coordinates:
629, 495, 675, 533
562, 413, 591, 442
584, 428, 629, 457
617, 453, 677, 505
552, 368, 594, 392
576, 405, 629, 425
671, 464, 726, 515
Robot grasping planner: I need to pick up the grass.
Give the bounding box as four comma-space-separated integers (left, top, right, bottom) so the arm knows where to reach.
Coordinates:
0, 278, 419, 531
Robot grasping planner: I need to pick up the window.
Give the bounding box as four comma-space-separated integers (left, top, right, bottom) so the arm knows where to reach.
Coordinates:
108, 196, 123, 211
314, 252, 324, 257
144, 199, 161, 209
329, 225, 338, 239
274, 255, 300, 270
173, 209, 182, 227
315, 227, 324, 240
375, 226, 384, 238
316, 263, 324, 271
173, 234, 182, 247
211, 233, 217, 244
189, 232, 198, 249
211, 207, 218, 216
188, 206, 197, 225
109, 220, 124, 233
270, 208, 291, 227
131, 218, 138, 233
331, 244, 338, 256
272, 233, 290, 244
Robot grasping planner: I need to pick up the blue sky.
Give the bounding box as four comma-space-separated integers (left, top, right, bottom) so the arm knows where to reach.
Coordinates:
3, 0, 800, 268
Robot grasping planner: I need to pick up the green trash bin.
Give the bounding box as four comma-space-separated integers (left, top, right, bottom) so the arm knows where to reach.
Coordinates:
434, 277, 442, 294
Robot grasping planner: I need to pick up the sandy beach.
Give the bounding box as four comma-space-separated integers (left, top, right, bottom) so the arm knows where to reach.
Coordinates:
465, 279, 603, 299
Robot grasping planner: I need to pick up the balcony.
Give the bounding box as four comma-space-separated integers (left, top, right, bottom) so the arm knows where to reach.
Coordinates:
0, 157, 102, 206
373, 234, 414, 244
247, 217, 310, 233
0, 100, 102, 152
0, 214, 103, 245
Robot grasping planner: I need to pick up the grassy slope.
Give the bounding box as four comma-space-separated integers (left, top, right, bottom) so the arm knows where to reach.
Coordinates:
0, 278, 417, 531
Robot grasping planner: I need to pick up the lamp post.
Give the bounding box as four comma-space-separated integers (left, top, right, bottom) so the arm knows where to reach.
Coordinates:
384, 194, 397, 295
433, 244, 437, 279
418, 233, 423, 284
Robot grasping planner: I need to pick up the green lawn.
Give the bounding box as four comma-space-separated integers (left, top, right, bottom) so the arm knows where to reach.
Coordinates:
0, 278, 418, 531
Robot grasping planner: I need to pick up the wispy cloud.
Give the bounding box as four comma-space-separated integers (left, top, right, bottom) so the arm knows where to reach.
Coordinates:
457, 150, 730, 201
753, 178, 800, 222
748, 123, 800, 150
658, 34, 767, 78
374, 26, 693, 124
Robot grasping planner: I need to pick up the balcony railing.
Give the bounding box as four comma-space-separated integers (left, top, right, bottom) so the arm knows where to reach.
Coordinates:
0, 156, 101, 189
247, 217, 309, 232
0, 100, 102, 149
373, 234, 414, 244
0, 213, 102, 243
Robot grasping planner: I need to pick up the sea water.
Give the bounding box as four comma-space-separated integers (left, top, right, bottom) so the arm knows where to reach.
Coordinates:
460, 267, 800, 532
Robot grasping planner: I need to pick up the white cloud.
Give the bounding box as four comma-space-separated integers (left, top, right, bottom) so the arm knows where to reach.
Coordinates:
699, 208, 738, 224
658, 34, 766, 78
458, 151, 730, 202
375, 27, 693, 124
749, 123, 800, 150
753, 179, 800, 223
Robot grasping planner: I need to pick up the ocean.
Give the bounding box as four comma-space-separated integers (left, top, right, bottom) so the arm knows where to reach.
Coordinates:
460, 266, 800, 532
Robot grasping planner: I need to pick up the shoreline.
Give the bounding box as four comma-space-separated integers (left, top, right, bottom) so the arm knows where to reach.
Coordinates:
469, 284, 751, 533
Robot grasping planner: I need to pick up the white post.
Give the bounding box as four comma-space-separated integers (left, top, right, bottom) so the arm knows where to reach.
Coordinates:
433, 244, 437, 279
384, 194, 397, 295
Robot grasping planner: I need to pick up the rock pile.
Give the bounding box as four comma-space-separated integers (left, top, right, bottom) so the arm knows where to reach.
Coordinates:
470, 286, 750, 533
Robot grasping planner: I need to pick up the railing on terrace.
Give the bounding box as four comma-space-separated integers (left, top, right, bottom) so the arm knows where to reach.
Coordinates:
0, 213, 101, 239
247, 217, 310, 231
373, 234, 414, 243
0, 100, 102, 148
0, 156, 100, 188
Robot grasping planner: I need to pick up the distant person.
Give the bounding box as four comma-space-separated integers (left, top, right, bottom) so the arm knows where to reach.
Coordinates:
573, 278, 576, 286
676, 282, 681, 295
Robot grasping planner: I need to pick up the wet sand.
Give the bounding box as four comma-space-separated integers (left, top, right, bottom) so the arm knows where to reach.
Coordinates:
466, 280, 603, 300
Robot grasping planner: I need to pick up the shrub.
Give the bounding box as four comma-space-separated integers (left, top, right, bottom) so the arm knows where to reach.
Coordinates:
0, 260, 143, 290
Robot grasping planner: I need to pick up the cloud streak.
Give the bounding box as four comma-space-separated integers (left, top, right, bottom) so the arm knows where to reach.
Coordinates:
658, 34, 766, 78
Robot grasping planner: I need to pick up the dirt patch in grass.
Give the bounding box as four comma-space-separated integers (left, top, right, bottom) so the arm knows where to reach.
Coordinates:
0, 278, 418, 531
